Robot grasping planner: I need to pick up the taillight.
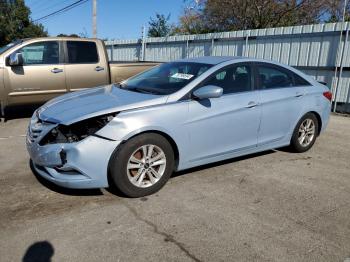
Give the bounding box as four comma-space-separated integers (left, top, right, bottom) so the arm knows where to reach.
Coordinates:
323, 91, 332, 102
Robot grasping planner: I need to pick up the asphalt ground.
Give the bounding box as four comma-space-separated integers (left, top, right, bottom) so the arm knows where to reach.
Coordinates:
0, 111, 349, 262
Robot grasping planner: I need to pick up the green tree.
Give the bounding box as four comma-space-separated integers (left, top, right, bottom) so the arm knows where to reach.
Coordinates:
324, 0, 350, 22
0, 0, 47, 46
57, 33, 80, 37
174, 0, 350, 34
172, 6, 209, 35
147, 13, 172, 37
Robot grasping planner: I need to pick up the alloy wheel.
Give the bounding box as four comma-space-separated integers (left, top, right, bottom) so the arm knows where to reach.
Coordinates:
298, 118, 315, 147
126, 144, 167, 188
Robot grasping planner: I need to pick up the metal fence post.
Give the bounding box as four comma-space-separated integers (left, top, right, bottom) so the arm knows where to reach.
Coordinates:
332, 1, 348, 109
186, 39, 189, 58
143, 41, 147, 61
245, 31, 250, 57
111, 42, 114, 61
334, 24, 349, 112
141, 26, 146, 61
211, 38, 215, 56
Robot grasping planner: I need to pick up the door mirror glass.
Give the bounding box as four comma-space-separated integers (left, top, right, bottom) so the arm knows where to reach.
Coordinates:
193, 85, 223, 99
8, 52, 23, 66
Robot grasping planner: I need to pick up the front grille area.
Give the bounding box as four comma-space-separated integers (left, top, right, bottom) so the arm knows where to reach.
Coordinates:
28, 116, 55, 144
28, 124, 43, 143
28, 127, 42, 142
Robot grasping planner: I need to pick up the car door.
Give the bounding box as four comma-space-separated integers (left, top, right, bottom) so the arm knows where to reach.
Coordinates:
64, 40, 109, 91
4, 40, 66, 105
186, 63, 261, 164
256, 62, 307, 146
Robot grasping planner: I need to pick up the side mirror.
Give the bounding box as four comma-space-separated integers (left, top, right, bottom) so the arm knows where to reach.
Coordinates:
8, 52, 23, 66
192, 85, 223, 100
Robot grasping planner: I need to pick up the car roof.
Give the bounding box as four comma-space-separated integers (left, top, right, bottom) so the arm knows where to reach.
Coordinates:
174, 56, 244, 65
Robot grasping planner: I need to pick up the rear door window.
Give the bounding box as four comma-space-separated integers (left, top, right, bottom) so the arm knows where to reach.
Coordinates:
293, 73, 311, 86
257, 65, 293, 89
67, 41, 98, 64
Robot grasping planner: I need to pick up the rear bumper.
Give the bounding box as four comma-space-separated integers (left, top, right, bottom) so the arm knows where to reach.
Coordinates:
27, 134, 121, 189
320, 102, 332, 134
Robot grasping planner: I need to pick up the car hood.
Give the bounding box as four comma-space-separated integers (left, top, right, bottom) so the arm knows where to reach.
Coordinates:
38, 84, 168, 125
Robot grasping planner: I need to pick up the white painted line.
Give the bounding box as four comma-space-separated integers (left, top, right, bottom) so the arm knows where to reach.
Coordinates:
0, 135, 26, 140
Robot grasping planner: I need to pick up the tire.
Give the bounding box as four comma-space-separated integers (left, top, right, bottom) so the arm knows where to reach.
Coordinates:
290, 113, 319, 153
109, 133, 175, 197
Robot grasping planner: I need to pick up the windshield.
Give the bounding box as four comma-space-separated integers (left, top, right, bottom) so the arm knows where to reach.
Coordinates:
120, 62, 213, 95
0, 40, 23, 55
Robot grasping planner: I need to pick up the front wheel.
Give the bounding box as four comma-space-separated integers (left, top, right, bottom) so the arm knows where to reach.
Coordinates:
109, 133, 175, 197
290, 113, 319, 153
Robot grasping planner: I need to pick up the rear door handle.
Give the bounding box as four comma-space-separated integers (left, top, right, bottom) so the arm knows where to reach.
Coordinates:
295, 92, 305, 97
246, 101, 259, 108
95, 66, 104, 72
51, 68, 63, 74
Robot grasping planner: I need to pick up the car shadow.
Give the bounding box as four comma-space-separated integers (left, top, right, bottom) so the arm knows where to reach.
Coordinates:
1, 104, 43, 121
30, 160, 103, 196
107, 149, 281, 197
30, 148, 290, 198
172, 149, 278, 178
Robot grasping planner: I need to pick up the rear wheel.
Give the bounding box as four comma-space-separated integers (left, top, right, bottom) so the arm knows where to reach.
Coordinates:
290, 113, 319, 153
109, 133, 174, 197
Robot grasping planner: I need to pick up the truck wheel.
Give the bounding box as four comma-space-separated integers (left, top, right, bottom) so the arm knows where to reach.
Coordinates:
290, 113, 319, 153
109, 133, 174, 197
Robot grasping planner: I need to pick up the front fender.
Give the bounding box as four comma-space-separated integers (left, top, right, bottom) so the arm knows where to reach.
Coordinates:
96, 101, 191, 170
118, 125, 176, 142
96, 111, 178, 142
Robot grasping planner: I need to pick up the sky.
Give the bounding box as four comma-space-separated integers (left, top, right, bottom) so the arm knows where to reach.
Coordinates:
24, 0, 185, 40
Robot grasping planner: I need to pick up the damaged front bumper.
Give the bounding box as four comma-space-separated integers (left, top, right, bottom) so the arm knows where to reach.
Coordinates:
26, 116, 121, 189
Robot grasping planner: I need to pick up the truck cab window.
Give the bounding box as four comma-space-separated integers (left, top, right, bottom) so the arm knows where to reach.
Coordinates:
67, 41, 98, 64
17, 41, 59, 65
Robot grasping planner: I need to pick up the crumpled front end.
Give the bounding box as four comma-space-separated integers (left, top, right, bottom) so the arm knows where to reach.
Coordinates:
26, 110, 120, 189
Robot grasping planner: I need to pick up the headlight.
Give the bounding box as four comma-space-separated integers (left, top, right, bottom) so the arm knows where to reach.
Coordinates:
39, 113, 116, 145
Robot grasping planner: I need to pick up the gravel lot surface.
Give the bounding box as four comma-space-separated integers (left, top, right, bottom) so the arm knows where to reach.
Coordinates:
0, 113, 349, 262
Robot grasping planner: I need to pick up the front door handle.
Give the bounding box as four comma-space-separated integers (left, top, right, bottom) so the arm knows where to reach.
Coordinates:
295, 92, 305, 97
51, 68, 63, 74
246, 101, 259, 108
95, 66, 104, 72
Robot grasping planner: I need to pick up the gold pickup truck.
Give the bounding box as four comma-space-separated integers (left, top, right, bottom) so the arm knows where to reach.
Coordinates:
0, 37, 159, 117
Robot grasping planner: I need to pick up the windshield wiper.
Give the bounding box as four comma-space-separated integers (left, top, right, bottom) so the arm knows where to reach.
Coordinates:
116, 83, 162, 95
133, 87, 161, 95
114, 82, 125, 89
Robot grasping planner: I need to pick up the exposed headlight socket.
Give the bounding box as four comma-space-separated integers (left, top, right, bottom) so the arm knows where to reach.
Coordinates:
39, 113, 117, 145
59, 149, 67, 166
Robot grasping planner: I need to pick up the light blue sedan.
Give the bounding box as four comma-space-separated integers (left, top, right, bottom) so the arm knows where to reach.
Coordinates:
27, 56, 332, 197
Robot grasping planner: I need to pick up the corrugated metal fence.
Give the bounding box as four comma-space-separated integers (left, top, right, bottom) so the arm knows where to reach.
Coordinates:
105, 22, 350, 112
